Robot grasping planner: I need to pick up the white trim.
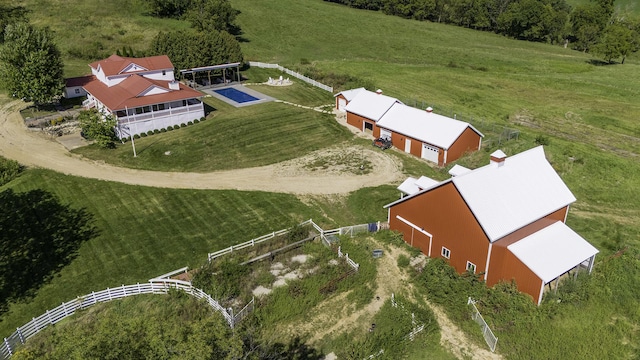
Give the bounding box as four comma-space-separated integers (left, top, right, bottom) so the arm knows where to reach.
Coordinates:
537, 282, 544, 305
466, 261, 477, 273
484, 242, 492, 281
395, 216, 432, 237
443, 149, 447, 165
441, 246, 451, 259
395, 215, 433, 255
563, 205, 570, 223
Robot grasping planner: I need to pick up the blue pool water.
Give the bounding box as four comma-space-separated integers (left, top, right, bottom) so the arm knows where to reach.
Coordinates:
213, 88, 260, 103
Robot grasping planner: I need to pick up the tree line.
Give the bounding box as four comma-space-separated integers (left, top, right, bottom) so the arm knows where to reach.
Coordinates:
325, 0, 640, 63
0, 0, 244, 109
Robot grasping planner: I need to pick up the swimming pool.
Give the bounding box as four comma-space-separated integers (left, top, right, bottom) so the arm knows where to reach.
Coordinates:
213, 87, 260, 103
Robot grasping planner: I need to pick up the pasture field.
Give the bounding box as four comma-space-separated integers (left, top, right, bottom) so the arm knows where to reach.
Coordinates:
0, 169, 344, 336
1, 0, 639, 358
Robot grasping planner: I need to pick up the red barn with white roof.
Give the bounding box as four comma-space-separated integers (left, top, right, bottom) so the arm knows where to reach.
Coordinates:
385, 146, 599, 304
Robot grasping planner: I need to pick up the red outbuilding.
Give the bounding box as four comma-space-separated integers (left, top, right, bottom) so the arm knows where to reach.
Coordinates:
385, 146, 599, 304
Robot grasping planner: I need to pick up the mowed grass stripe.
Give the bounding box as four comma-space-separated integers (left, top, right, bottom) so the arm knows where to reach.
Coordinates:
0, 170, 325, 335
73, 102, 351, 172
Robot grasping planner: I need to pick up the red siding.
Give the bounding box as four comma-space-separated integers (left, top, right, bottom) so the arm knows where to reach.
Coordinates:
346, 112, 380, 137
389, 183, 490, 277
446, 127, 482, 164
486, 206, 569, 304
335, 94, 346, 110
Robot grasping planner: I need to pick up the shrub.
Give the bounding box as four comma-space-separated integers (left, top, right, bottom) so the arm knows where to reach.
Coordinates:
166, 126, 173, 131
160, 128, 166, 133
193, 119, 199, 124
134, 134, 141, 139
173, 125, 180, 130
187, 121, 193, 125
147, 130, 154, 136
153, 129, 160, 134
180, 123, 187, 128
535, 135, 550, 146
200, 117, 206, 121
140, 132, 148, 137
0, 157, 23, 186
397, 254, 410, 268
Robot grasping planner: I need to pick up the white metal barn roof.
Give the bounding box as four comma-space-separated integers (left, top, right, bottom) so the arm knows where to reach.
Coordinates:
508, 221, 599, 283
397, 177, 419, 195
334, 87, 365, 101
453, 146, 576, 242
448, 164, 472, 177
397, 176, 440, 196
376, 104, 482, 149
343, 89, 401, 122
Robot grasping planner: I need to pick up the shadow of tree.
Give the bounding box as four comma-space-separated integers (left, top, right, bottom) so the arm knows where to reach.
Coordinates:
588, 59, 616, 66
0, 189, 98, 315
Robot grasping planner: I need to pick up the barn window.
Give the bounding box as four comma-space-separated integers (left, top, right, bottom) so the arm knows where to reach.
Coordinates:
441, 247, 450, 259
74, 88, 80, 94
466, 261, 476, 273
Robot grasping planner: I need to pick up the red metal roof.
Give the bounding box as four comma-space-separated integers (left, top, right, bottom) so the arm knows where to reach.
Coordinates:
65, 75, 95, 87
89, 55, 174, 76
83, 75, 202, 111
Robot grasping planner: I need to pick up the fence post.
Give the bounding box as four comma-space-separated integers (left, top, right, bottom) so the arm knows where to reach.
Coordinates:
4, 337, 12, 355
16, 327, 24, 345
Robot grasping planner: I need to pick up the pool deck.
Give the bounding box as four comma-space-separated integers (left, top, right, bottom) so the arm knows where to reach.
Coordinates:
202, 84, 275, 108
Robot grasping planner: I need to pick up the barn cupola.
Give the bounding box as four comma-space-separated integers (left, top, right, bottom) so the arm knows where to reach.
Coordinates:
490, 150, 507, 167
376, 89, 383, 95
426, 106, 433, 113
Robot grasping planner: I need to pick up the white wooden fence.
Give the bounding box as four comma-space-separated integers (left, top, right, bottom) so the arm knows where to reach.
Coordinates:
248, 61, 333, 92
0, 276, 239, 359
468, 297, 498, 352
337, 246, 360, 271
208, 219, 315, 262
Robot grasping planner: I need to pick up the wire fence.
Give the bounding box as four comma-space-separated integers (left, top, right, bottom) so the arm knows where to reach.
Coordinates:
467, 297, 498, 352
248, 61, 333, 92
402, 98, 520, 148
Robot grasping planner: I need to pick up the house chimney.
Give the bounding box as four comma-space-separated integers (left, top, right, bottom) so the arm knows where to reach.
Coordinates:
490, 150, 507, 167
426, 107, 433, 113
168, 80, 180, 90
376, 89, 383, 95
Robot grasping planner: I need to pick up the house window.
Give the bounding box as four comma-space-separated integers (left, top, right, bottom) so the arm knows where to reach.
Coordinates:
466, 261, 476, 274
74, 88, 80, 94
441, 247, 450, 259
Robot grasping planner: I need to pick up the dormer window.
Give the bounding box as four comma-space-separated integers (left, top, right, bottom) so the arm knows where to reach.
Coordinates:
162, 70, 166, 76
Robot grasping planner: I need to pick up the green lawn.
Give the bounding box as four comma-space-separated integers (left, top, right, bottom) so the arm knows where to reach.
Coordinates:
73, 100, 345, 172
0, 169, 331, 335
2, 0, 640, 358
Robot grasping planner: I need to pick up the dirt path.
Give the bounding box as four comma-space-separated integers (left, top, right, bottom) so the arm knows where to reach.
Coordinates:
0, 101, 403, 195
284, 240, 502, 359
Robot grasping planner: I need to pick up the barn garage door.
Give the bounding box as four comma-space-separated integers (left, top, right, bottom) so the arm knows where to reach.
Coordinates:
380, 129, 391, 140
421, 143, 439, 163
338, 98, 346, 111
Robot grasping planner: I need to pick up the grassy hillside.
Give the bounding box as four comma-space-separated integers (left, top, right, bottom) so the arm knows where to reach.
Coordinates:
1, 0, 639, 358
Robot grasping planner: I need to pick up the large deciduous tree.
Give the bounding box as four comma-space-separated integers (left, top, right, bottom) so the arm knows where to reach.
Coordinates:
0, 189, 96, 314
183, 0, 240, 34
592, 22, 639, 63
0, 4, 29, 43
0, 22, 64, 107
77, 109, 118, 149
150, 29, 243, 71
